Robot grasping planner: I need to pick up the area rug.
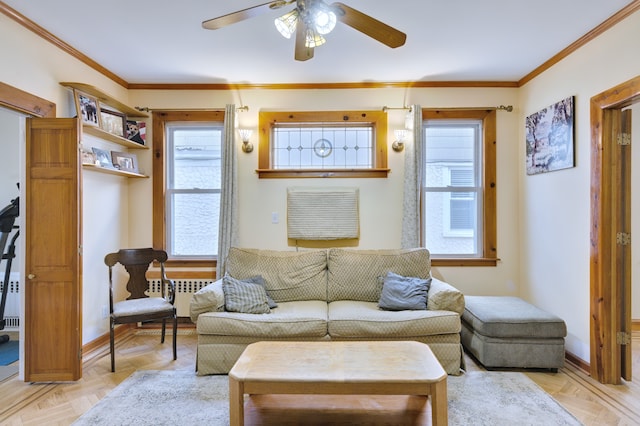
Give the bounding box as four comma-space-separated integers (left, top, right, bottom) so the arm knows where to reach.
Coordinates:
0, 340, 18, 365
73, 370, 583, 426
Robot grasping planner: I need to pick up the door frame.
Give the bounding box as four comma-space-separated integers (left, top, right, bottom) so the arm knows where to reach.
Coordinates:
590, 74, 640, 384
0, 82, 56, 118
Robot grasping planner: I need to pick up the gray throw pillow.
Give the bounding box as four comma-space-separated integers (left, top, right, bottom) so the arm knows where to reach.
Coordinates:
243, 275, 278, 309
222, 274, 271, 314
378, 271, 431, 311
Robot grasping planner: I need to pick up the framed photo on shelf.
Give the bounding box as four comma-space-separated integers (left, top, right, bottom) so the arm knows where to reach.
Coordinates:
100, 109, 126, 137
92, 147, 113, 168
111, 150, 138, 173
74, 90, 101, 127
80, 148, 96, 165
126, 120, 146, 145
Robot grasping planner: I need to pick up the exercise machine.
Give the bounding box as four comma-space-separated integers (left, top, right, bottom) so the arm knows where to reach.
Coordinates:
0, 193, 19, 345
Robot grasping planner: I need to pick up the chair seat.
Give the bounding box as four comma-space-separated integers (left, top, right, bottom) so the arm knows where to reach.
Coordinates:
113, 297, 174, 319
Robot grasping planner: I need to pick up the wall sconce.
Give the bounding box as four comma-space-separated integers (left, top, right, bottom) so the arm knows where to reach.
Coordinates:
238, 129, 253, 153
392, 129, 407, 152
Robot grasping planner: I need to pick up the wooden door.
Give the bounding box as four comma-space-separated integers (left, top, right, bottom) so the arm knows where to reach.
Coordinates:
24, 117, 82, 382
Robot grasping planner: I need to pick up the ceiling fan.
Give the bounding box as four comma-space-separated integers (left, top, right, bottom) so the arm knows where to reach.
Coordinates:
202, 0, 406, 61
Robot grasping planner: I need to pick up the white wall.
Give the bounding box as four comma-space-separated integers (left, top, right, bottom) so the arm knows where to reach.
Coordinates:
0, 13, 134, 355
518, 11, 640, 361
129, 87, 522, 296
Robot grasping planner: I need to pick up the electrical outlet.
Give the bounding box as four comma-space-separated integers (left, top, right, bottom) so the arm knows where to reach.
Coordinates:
271, 212, 279, 224
102, 305, 109, 319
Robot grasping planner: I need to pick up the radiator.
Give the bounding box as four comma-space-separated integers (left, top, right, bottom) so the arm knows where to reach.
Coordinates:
149, 278, 213, 317
0, 272, 20, 330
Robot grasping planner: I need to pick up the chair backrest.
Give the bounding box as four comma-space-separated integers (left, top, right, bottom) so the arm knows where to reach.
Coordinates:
105, 248, 168, 301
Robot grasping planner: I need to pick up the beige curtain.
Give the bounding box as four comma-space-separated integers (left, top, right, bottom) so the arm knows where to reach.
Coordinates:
401, 104, 423, 248
216, 104, 238, 278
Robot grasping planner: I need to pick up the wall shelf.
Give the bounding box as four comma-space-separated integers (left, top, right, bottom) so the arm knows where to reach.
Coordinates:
60, 82, 147, 118
82, 163, 148, 178
83, 125, 148, 149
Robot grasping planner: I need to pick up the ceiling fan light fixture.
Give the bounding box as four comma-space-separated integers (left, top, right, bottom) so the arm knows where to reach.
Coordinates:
275, 9, 299, 39
312, 7, 336, 35
305, 28, 326, 48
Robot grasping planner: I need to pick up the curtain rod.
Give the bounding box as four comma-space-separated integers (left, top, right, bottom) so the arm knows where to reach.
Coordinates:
134, 106, 249, 112
383, 105, 513, 112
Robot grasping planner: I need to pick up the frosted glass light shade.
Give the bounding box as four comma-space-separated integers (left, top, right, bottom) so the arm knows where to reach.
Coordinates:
305, 29, 326, 47
275, 10, 299, 39
313, 9, 336, 35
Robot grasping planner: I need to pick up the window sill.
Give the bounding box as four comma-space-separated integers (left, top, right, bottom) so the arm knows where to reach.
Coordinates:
163, 259, 216, 269
256, 168, 390, 179
431, 257, 498, 267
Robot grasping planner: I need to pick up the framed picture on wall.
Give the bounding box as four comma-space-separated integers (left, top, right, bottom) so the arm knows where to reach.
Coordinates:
111, 150, 138, 173
100, 109, 126, 138
525, 96, 575, 175
74, 90, 101, 127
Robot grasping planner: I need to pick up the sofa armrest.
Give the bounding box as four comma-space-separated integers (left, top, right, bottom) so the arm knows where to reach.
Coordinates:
427, 278, 465, 315
190, 279, 225, 323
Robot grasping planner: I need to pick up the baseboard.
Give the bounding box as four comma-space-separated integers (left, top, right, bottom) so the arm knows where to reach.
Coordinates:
82, 319, 195, 357
565, 350, 590, 374
633, 319, 640, 332
82, 323, 135, 356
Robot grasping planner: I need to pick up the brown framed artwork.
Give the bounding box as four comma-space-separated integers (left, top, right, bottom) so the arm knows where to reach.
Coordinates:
525, 96, 575, 175
111, 151, 138, 173
100, 109, 126, 137
74, 90, 101, 127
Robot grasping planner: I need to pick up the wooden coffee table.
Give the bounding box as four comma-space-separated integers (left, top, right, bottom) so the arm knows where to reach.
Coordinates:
228, 341, 448, 425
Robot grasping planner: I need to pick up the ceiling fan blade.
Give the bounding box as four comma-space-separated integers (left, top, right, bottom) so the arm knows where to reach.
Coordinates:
294, 19, 314, 61
331, 2, 406, 48
202, 0, 292, 30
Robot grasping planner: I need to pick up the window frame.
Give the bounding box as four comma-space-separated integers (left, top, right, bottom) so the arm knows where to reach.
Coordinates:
152, 110, 225, 269
422, 109, 497, 267
257, 110, 389, 178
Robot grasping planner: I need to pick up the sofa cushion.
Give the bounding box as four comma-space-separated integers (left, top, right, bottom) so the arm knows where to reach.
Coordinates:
378, 272, 431, 311
189, 279, 224, 323
197, 301, 328, 338
328, 301, 461, 338
427, 278, 465, 315
225, 247, 327, 302
223, 274, 271, 314
327, 248, 431, 302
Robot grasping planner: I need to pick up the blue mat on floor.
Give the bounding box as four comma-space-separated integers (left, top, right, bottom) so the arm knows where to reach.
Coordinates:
0, 340, 18, 365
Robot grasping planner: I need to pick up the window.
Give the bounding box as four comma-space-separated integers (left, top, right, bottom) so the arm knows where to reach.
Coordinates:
422, 110, 497, 266
152, 110, 225, 268
258, 110, 389, 178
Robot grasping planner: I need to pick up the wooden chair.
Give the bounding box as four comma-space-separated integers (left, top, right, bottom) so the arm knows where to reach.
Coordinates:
104, 248, 177, 372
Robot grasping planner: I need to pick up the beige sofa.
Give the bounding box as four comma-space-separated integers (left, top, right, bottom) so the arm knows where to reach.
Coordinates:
190, 247, 465, 375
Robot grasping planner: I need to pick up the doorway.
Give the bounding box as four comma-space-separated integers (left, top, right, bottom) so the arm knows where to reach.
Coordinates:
0, 82, 56, 380
590, 74, 640, 384
0, 107, 21, 374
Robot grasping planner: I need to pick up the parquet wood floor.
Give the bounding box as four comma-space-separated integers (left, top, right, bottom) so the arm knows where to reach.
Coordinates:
0, 329, 638, 425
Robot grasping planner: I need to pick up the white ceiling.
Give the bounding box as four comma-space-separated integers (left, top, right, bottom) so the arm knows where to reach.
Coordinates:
3, 0, 635, 85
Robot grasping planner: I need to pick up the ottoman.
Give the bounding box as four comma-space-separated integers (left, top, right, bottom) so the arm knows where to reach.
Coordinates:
461, 296, 566, 371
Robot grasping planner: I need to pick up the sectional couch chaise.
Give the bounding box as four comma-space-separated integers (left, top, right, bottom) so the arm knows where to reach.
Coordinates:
189, 247, 466, 375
